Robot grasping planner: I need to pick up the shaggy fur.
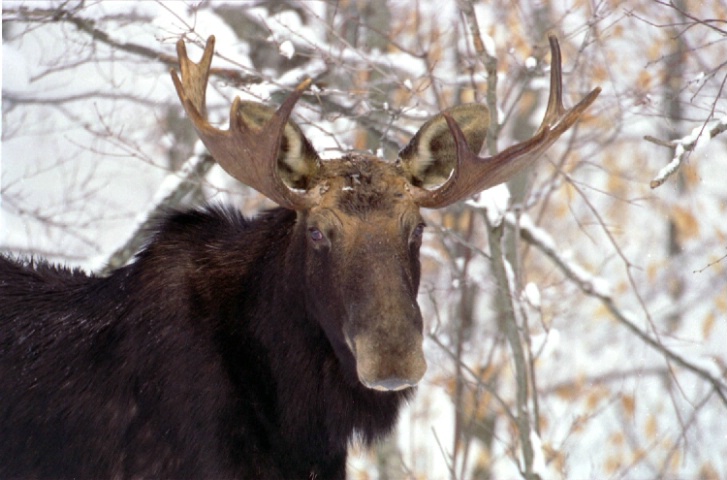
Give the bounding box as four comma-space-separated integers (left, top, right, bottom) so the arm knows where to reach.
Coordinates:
0, 206, 411, 479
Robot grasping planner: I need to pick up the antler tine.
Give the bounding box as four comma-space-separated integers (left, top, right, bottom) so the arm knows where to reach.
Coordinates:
412, 35, 601, 209
173, 36, 215, 117
170, 36, 314, 210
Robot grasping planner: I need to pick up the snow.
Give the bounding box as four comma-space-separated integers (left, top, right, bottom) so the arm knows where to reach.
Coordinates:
562, 255, 613, 299
651, 143, 685, 188
509, 213, 555, 252
466, 183, 511, 226
694, 124, 712, 150
2, 44, 31, 91
278, 40, 295, 59
482, 33, 496, 57
277, 59, 327, 88
530, 430, 548, 479
524, 282, 541, 308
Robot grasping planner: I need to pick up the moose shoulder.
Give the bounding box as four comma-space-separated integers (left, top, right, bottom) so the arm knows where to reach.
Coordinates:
0, 36, 599, 479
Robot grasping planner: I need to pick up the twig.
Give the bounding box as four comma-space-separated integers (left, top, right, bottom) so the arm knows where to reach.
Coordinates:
693, 247, 727, 274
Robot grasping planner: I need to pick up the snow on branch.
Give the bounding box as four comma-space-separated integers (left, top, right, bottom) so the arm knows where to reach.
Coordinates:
647, 116, 727, 189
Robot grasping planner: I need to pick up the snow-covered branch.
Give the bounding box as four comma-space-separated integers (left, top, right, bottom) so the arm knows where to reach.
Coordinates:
647, 116, 727, 189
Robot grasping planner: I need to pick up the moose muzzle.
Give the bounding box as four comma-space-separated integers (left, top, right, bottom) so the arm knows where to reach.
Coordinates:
349, 319, 427, 392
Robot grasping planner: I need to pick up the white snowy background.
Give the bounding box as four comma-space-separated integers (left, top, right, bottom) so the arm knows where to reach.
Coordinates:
2, 1, 726, 478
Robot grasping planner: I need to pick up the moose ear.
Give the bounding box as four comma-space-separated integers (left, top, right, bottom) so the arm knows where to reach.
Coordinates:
398, 104, 489, 188
236, 101, 320, 190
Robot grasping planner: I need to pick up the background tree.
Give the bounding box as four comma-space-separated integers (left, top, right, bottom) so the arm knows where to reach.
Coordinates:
2, 1, 726, 478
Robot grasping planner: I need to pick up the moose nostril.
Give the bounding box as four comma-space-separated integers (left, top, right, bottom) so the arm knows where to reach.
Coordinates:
365, 377, 418, 392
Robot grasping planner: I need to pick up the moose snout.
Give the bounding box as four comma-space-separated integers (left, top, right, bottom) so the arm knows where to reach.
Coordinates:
351, 327, 427, 392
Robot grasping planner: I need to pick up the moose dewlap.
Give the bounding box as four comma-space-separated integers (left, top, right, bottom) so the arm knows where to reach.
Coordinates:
0, 35, 599, 478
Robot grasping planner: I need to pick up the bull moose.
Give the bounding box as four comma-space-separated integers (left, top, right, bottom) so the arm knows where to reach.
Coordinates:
0, 35, 599, 478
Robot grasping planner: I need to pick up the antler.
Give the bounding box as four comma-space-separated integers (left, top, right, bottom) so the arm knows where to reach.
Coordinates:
412, 35, 601, 209
170, 36, 315, 210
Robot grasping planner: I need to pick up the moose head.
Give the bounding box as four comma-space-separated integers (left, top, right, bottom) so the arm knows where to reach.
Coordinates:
171, 36, 600, 392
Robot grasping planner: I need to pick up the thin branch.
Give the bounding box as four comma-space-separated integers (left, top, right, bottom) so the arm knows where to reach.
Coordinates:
3, 91, 165, 108
693, 247, 727, 274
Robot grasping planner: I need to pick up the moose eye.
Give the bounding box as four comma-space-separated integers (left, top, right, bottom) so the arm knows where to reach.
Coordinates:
411, 223, 426, 241
309, 227, 325, 243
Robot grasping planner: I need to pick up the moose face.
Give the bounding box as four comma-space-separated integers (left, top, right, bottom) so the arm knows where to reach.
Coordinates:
171, 35, 600, 391
300, 157, 427, 391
